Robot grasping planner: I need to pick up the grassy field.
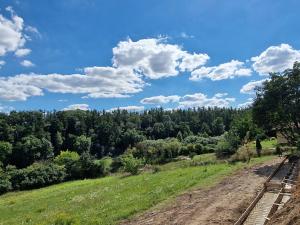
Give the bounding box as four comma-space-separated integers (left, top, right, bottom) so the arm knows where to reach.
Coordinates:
0, 155, 275, 225
249, 138, 278, 150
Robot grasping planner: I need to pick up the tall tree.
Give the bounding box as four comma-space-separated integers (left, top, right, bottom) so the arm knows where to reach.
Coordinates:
253, 62, 300, 144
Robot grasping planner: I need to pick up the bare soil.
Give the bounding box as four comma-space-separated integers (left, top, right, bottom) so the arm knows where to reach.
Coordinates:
267, 177, 300, 225
120, 158, 282, 225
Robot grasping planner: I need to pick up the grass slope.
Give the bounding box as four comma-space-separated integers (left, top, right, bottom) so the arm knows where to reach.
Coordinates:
0, 155, 275, 225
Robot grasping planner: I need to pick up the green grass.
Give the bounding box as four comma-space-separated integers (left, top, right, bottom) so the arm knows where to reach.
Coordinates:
0, 155, 275, 225
158, 153, 218, 171
249, 138, 278, 150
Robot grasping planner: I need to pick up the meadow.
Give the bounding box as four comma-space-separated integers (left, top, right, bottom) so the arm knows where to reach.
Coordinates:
0, 154, 275, 225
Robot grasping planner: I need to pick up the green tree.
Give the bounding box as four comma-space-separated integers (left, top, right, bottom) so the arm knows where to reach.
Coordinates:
253, 62, 300, 145
74, 135, 91, 154
12, 136, 53, 168
0, 141, 12, 166
212, 117, 225, 136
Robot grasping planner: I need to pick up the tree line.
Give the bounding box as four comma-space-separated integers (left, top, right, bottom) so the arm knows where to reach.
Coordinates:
0, 107, 242, 169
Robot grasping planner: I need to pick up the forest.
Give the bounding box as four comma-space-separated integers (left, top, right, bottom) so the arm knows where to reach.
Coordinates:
0, 62, 299, 195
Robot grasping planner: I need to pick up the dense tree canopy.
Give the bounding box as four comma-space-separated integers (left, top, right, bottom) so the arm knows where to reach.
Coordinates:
0, 107, 243, 168
253, 62, 300, 145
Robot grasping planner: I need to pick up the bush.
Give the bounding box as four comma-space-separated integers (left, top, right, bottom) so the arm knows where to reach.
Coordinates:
121, 154, 144, 175
54, 150, 80, 166
8, 163, 66, 190
98, 157, 112, 175
0, 172, 12, 194
132, 138, 181, 164
68, 152, 108, 179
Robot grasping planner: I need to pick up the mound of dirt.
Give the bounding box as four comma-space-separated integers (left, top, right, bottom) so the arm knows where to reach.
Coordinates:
267, 178, 300, 225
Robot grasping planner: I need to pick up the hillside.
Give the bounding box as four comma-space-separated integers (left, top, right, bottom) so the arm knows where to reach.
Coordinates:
0, 155, 275, 225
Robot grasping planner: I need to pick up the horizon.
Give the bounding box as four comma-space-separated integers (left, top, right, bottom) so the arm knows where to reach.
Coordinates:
0, 0, 300, 112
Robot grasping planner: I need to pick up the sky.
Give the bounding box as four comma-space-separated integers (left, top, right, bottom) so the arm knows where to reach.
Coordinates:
0, 0, 300, 112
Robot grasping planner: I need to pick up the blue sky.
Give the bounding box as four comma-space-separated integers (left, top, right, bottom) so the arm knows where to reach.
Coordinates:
0, 0, 300, 112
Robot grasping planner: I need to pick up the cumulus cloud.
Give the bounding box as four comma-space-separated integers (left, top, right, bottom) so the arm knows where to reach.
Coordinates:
112, 38, 209, 79
0, 37, 213, 101
0, 7, 26, 56
63, 104, 89, 111
251, 44, 300, 75
15, 48, 31, 57
108, 105, 145, 112
0, 67, 145, 101
179, 52, 209, 72
238, 98, 254, 108
178, 92, 235, 108
190, 60, 252, 81
20, 60, 35, 67
140, 95, 180, 104
240, 79, 268, 94
0, 77, 43, 101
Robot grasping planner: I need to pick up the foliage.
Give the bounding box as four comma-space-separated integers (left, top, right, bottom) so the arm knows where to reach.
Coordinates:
54, 150, 80, 166
120, 154, 144, 175
7, 162, 66, 191
253, 62, 300, 145
73, 135, 91, 154
0, 141, 12, 166
11, 135, 54, 168
0, 171, 11, 194
0, 107, 242, 167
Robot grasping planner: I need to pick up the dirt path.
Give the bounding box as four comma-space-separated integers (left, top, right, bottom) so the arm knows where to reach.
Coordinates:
120, 158, 283, 225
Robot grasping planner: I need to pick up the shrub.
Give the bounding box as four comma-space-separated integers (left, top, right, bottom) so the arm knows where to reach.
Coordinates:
68, 152, 108, 179
0, 172, 12, 194
121, 154, 144, 175
215, 140, 232, 158
98, 157, 112, 175
8, 163, 66, 190
0, 141, 12, 166
54, 150, 80, 166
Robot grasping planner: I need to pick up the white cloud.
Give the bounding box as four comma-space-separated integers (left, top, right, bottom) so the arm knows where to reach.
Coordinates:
140, 95, 180, 104
238, 98, 254, 108
214, 93, 228, 98
179, 52, 209, 72
15, 48, 31, 57
0, 67, 145, 101
190, 60, 252, 81
240, 79, 268, 94
178, 92, 235, 108
0, 60, 5, 68
0, 7, 26, 56
251, 44, 300, 75
63, 104, 89, 111
25, 25, 40, 37
108, 105, 145, 112
20, 60, 35, 67
0, 77, 43, 101
180, 32, 195, 39
112, 38, 209, 79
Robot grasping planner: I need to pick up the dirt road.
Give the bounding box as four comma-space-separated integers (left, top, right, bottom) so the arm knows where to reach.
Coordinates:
120, 158, 282, 225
